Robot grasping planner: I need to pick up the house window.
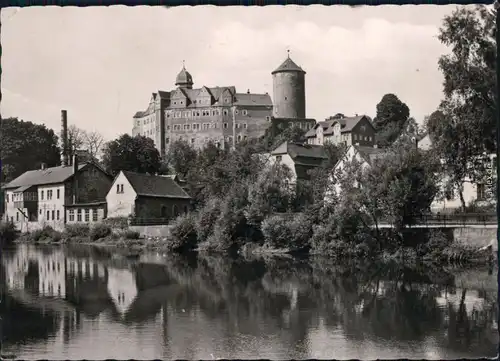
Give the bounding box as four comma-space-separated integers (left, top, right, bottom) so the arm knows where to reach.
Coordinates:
51, 210, 55, 220
477, 184, 486, 201
166, 137, 170, 144
276, 155, 282, 162
266, 116, 271, 122
92, 210, 98, 222
41, 191, 44, 200
84, 209, 90, 222
16, 212, 19, 222
56, 210, 60, 220
40, 209, 42, 215
69, 209, 75, 221
161, 206, 167, 218
47, 211, 50, 220
173, 205, 179, 217
116, 184, 120, 193
183, 205, 188, 214
120, 184, 124, 193
77, 209, 82, 222
57, 189, 60, 199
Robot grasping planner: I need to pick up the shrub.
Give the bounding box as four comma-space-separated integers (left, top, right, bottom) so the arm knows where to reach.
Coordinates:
168, 213, 198, 252
123, 229, 141, 240
261, 213, 312, 252
0, 221, 18, 246
29, 226, 62, 242
65, 224, 90, 238
89, 223, 112, 241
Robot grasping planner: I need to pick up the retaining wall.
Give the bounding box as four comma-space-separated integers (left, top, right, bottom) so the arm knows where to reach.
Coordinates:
452, 227, 497, 250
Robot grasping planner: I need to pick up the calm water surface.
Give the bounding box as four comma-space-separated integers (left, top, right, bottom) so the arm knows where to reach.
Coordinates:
1, 244, 498, 360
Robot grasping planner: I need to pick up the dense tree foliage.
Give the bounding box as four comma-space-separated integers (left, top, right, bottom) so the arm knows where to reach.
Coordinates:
373, 94, 410, 148
0, 118, 60, 182
102, 134, 161, 176
425, 6, 497, 209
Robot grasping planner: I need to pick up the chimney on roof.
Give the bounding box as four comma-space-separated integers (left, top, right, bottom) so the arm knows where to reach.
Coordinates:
73, 154, 79, 175
247, 89, 250, 94
61, 110, 69, 166
41, 163, 47, 170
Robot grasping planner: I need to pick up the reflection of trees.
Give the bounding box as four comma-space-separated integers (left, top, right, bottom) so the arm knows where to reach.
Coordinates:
150, 254, 497, 358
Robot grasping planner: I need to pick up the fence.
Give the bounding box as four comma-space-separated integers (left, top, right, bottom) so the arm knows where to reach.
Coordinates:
129, 217, 171, 226
380, 212, 498, 227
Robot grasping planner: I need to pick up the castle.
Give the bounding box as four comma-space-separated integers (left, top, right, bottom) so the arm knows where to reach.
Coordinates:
132, 54, 316, 155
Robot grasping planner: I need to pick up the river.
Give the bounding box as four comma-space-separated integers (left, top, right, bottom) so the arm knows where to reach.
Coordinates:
0, 244, 497, 360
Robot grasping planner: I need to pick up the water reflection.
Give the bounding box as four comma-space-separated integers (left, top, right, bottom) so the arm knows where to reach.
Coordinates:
1, 244, 497, 360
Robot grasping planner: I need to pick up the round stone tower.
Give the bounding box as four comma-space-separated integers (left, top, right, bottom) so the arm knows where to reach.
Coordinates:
271, 52, 306, 119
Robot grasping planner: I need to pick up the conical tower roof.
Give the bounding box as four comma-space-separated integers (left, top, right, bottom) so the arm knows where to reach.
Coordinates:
175, 63, 194, 88
272, 55, 305, 75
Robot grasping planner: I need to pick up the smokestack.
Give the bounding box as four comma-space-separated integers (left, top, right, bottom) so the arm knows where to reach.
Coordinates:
61, 110, 68, 166
72, 154, 79, 204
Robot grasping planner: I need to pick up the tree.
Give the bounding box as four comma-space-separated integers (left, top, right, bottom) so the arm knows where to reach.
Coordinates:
67, 125, 105, 159
0, 117, 60, 182
428, 6, 497, 210
260, 125, 307, 151
438, 5, 496, 153
336, 144, 440, 242
373, 94, 410, 148
102, 134, 161, 176
163, 139, 198, 178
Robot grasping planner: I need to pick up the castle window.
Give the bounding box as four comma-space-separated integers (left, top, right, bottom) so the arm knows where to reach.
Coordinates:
41, 191, 44, 200
242, 110, 248, 116
52, 210, 55, 220
57, 189, 60, 199
223, 123, 228, 129
235, 109, 239, 115
212, 110, 217, 116
184, 124, 190, 130
47, 211, 50, 220
236, 123, 241, 129
56, 210, 60, 220
191, 138, 195, 144
40, 209, 42, 215
237, 135, 242, 142
266, 116, 271, 122
224, 98, 228, 103
223, 109, 229, 116
244, 135, 247, 140
166, 137, 170, 144
243, 123, 247, 129
174, 101, 177, 105
69, 209, 75, 221
284, 96, 288, 100
167, 125, 171, 130
166, 113, 170, 118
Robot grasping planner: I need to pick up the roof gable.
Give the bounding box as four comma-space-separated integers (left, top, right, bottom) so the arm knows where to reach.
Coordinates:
121, 171, 191, 199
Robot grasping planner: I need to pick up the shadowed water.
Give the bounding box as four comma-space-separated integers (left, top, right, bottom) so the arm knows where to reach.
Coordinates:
0, 244, 497, 360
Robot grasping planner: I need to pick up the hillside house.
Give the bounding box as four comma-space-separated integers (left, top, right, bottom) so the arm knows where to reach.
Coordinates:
268, 142, 328, 184
106, 171, 191, 220
326, 144, 387, 200
2, 155, 113, 231
305, 115, 375, 147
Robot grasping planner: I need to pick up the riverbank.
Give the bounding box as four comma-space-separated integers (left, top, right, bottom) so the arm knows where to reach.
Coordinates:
12, 230, 496, 269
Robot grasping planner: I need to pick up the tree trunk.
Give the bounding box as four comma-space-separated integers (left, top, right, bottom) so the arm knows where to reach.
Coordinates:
459, 190, 466, 212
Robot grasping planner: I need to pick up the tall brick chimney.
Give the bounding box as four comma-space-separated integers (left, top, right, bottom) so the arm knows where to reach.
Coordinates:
61, 110, 69, 166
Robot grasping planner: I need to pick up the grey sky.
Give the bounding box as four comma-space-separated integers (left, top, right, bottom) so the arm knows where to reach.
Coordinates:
1, 5, 467, 140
